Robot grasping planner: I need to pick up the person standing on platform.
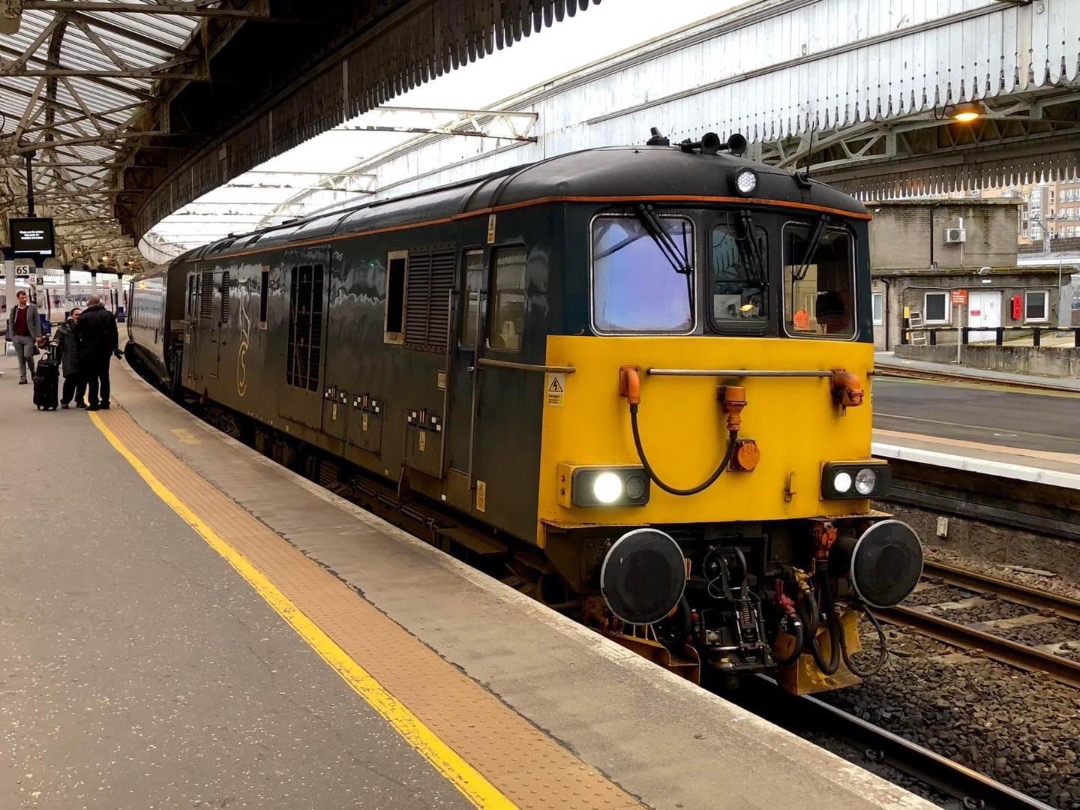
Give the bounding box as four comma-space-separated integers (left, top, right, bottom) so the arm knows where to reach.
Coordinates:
52, 308, 85, 409
75, 295, 120, 411
6, 290, 41, 385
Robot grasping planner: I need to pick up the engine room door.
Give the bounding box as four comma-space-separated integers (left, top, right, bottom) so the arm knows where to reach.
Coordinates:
277, 248, 331, 431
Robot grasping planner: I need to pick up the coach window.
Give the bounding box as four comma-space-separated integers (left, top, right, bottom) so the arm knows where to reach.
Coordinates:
489, 248, 527, 352
460, 249, 484, 348
591, 214, 694, 333
258, 268, 269, 329
384, 251, 407, 344
782, 221, 855, 338
710, 213, 768, 326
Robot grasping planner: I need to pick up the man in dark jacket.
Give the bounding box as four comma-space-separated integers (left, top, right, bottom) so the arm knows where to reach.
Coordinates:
52, 308, 85, 409
74, 296, 121, 411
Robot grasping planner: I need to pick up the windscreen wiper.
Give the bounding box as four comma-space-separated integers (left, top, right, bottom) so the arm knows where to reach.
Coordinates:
737, 210, 767, 288
635, 203, 694, 314
793, 214, 830, 281
636, 204, 692, 275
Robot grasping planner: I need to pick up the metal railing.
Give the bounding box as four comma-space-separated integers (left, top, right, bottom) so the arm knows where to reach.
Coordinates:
901, 325, 1080, 347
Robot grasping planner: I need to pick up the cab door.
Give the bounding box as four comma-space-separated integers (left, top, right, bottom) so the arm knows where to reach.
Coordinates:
468, 245, 543, 536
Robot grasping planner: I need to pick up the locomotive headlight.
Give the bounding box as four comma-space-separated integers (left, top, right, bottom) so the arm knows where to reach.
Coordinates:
832, 471, 853, 494
593, 472, 624, 504
558, 464, 651, 508
821, 461, 891, 500
731, 168, 758, 196
854, 468, 878, 495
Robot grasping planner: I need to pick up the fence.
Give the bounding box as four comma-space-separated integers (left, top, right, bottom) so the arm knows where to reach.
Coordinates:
901, 326, 1080, 348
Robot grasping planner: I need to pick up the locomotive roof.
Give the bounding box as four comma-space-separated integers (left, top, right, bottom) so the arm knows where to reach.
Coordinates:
194, 146, 867, 261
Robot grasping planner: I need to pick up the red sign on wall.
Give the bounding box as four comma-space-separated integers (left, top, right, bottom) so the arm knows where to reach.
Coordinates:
951, 289, 968, 306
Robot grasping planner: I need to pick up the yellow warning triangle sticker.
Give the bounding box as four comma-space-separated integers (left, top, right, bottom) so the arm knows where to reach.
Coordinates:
548, 376, 563, 393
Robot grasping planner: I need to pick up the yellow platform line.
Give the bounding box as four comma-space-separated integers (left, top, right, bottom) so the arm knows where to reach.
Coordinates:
89, 412, 516, 810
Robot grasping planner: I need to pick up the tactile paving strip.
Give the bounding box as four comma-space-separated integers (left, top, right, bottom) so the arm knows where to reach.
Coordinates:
94, 408, 641, 810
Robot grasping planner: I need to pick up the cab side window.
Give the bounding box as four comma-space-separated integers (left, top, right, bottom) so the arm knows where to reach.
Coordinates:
489, 248, 526, 352
460, 250, 484, 349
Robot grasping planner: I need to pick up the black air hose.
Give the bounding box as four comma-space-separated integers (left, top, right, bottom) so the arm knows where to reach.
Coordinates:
808, 582, 841, 676
795, 587, 820, 639
838, 603, 889, 677
773, 615, 805, 667
630, 403, 737, 496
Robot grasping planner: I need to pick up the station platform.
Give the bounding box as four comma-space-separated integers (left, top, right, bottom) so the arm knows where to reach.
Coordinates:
0, 354, 931, 810
873, 429, 1080, 490
872, 352, 1080, 488
874, 351, 1080, 393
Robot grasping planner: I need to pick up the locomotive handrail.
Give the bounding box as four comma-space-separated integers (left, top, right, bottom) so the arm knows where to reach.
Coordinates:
476, 358, 577, 374
647, 368, 832, 378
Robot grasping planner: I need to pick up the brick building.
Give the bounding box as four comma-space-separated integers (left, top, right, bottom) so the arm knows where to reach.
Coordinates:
868, 199, 1021, 270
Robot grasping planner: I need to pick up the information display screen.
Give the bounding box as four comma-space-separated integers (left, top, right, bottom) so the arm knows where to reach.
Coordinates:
9, 217, 56, 258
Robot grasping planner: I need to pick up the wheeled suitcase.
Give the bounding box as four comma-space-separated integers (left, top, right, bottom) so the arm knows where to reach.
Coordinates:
33, 354, 60, 411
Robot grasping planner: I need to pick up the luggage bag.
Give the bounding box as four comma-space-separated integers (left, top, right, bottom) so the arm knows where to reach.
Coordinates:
33, 353, 59, 411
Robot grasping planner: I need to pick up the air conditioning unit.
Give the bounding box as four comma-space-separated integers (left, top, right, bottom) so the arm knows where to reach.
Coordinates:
944, 227, 967, 244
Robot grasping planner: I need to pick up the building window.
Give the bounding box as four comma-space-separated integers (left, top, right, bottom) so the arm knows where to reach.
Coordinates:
872, 292, 884, 326
1025, 290, 1049, 323
384, 251, 407, 344
490, 248, 527, 352
924, 291, 949, 324
259, 268, 269, 328
286, 264, 324, 391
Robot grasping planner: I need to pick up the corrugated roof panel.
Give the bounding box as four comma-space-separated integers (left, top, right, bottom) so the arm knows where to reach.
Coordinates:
0, 0, 208, 267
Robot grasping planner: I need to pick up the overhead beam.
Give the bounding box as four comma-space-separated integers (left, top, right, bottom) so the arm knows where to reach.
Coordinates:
23, 2, 271, 19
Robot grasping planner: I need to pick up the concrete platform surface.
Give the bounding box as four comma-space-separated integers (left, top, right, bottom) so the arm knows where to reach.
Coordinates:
0, 356, 470, 809
0, 352, 935, 809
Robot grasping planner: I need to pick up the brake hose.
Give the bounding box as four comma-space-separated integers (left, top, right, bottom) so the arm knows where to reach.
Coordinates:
837, 602, 889, 677
809, 581, 841, 676
630, 403, 738, 496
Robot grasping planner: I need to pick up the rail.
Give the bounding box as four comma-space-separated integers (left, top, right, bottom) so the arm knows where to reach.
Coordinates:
901, 325, 1080, 347
740, 676, 1052, 810
923, 561, 1080, 623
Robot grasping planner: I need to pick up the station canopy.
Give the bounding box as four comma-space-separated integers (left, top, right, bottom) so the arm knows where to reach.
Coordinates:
0, 0, 721, 271
0, 1, 264, 271
144, 0, 724, 266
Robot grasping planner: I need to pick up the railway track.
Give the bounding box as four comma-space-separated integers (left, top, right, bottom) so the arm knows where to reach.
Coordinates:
874, 364, 1079, 394
735, 677, 1052, 810
878, 561, 1080, 688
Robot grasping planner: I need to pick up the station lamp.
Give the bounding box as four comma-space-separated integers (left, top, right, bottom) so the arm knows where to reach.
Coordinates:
948, 101, 984, 123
